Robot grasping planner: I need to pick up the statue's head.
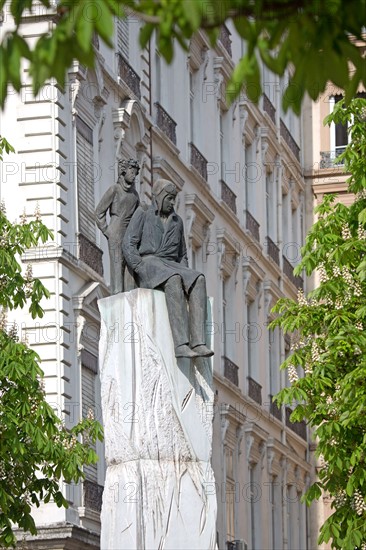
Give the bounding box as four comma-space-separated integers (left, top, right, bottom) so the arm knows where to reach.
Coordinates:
118, 158, 140, 187
152, 179, 177, 214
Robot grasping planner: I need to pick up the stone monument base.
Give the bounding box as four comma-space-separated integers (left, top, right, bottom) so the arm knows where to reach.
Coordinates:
98, 289, 217, 550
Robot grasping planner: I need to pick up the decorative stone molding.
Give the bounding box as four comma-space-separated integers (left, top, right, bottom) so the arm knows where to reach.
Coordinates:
221, 403, 231, 445
68, 61, 87, 120
185, 193, 214, 264
242, 257, 265, 302
216, 227, 239, 279
260, 127, 270, 165
188, 31, 211, 71
266, 438, 287, 477
153, 156, 185, 191
239, 102, 249, 139
245, 423, 268, 466
112, 98, 148, 162
73, 281, 109, 359
213, 57, 232, 110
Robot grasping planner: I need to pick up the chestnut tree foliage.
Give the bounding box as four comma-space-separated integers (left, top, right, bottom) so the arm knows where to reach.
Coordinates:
271, 98, 366, 549
0, 0, 365, 112
0, 138, 104, 547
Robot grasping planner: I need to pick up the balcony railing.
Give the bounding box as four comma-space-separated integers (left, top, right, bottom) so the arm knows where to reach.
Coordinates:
92, 32, 99, 50
280, 119, 300, 161
282, 256, 303, 289
118, 54, 141, 99
189, 143, 208, 181
266, 236, 280, 265
269, 396, 282, 421
154, 102, 177, 145
224, 356, 239, 386
79, 233, 103, 276
248, 376, 262, 405
219, 24, 232, 56
245, 210, 260, 242
83, 480, 104, 512
263, 93, 276, 125
286, 407, 307, 440
221, 180, 237, 214
320, 148, 346, 168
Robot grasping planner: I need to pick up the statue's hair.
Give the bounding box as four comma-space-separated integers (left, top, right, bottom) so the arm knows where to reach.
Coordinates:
118, 158, 140, 176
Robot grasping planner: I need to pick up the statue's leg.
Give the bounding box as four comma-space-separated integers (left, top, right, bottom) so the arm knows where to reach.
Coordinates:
164, 275, 195, 357
188, 275, 214, 357
108, 240, 123, 294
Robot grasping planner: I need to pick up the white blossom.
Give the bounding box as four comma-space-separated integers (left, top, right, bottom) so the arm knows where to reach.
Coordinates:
297, 288, 308, 306
318, 263, 328, 283
288, 364, 299, 383
34, 202, 42, 221
352, 490, 366, 516
311, 341, 320, 362
341, 223, 352, 240
20, 208, 27, 225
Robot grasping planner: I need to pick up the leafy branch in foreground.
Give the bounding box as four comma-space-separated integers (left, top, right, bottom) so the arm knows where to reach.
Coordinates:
0, 0, 365, 113
0, 138, 104, 547
270, 98, 366, 549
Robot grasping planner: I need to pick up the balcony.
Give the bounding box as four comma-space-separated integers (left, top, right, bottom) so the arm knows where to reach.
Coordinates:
83, 480, 104, 512
320, 148, 346, 169
282, 256, 303, 289
219, 24, 232, 56
221, 180, 237, 214
280, 119, 300, 161
92, 32, 99, 50
286, 407, 307, 440
245, 210, 260, 242
247, 376, 262, 405
266, 236, 280, 265
263, 93, 276, 125
269, 396, 282, 421
79, 233, 103, 276
189, 143, 208, 181
154, 102, 177, 145
118, 54, 141, 99
224, 356, 239, 386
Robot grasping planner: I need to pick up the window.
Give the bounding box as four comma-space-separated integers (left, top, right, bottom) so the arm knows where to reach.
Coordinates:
245, 141, 258, 218
330, 93, 366, 156
269, 327, 280, 395
76, 116, 96, 243
266, 172, 277, 242
247, 299, 258, 380
270, 477, 282, 549
116, 16, 129, 59
225, 447, 235, 543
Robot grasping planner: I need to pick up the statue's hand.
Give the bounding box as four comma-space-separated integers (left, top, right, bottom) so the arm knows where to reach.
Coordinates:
135, 260, 147, 281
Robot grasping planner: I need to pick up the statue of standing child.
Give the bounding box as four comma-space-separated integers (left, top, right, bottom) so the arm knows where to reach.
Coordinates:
95, 158, 140, 294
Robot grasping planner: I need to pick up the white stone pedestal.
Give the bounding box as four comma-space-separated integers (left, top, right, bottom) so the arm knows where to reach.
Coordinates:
98, 289, 217, 550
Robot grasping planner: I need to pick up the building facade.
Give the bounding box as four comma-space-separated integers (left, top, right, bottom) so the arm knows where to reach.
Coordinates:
0, 6, 316, 549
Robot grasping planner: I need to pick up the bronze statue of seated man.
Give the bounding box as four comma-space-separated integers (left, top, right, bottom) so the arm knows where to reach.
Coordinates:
122, 179, 214, 359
